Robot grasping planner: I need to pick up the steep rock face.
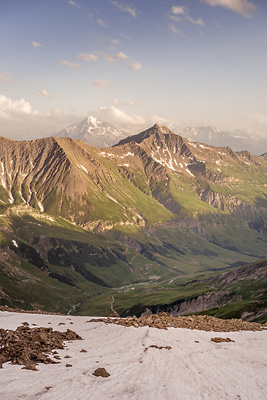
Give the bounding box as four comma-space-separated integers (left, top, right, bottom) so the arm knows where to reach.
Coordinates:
0, 136, 122, 223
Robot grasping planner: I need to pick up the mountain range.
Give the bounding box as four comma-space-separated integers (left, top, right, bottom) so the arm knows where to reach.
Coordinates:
0, 124, 266, 319
56, 116, 267, 155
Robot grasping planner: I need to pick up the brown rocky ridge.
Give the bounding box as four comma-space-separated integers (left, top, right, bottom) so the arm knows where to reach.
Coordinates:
0, 324, 82, 369
89, 313, 267, 332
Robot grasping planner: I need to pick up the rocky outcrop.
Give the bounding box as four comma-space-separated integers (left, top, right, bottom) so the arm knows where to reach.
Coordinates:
0, 324, 81, 368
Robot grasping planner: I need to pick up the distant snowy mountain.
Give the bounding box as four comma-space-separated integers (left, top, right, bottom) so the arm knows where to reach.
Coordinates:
57, 116, 127, 148
57, 119, 266, 154
174, 126, 267, 155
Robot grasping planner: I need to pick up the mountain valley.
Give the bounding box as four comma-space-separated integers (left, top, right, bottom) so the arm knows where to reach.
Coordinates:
0, 124, 266, 320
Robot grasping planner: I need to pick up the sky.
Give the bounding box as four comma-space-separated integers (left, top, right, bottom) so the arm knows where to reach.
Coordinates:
0, 0, 267, 139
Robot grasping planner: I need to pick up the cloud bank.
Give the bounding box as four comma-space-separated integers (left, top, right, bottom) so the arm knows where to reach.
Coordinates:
200, 0, 257, 17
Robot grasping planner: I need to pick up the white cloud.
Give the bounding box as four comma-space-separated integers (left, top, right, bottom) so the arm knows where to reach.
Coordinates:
116, 51, 128, 60
169, 6, 205, 29
91, 106, 170, 132
127, 60, 142, 70
91, 79, 113, 91
59, 60, 80, 68
187, 17, 205, 26
200, 0, 257, 17
0, 95, 80, 139
0, 95, 39, 120
109, 1, 136, 18
171, 6, 188, 15
31, 41, 43, 50
109, 98, 134, 107
98, 18, 108, 28
68, 0, 80, 8
78, 53, 98, 62
0, 72, 12, 83
35, 89, 53, 97
98, 51, 130, 64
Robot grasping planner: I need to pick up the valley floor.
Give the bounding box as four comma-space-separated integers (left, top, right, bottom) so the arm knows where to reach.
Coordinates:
0, 312, 267, 400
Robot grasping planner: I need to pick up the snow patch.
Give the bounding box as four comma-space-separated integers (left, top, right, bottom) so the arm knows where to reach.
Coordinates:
37, 200, 44, 212
105, 193, 119, 204
78, 164, 88, 174
12, 240, 18, 248
0, 312, 266, 400
120, 152, 134, 158
186, 168, 194, 176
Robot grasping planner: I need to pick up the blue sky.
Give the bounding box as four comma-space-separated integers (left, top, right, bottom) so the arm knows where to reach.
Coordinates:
0, 0, 267, 139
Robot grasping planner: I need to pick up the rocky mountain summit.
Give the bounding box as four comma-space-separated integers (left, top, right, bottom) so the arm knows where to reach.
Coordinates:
57, 116, 126, 148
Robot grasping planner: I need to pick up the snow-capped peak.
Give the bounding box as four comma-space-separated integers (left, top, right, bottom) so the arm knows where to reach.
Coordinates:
86, 116, 98, 127
57, 116, 127, 148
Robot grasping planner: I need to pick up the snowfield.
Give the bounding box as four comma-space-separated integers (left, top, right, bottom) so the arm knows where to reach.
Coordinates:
0, 312, 267, 400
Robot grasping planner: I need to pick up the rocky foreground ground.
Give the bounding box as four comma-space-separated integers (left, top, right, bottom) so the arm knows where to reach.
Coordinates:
0, 324, 81, 369
1, 311, 267, 399
90, 313, 267, 332
1, 310, 266, 371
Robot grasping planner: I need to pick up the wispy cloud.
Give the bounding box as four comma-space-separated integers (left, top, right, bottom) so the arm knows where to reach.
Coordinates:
78, 53, 98, 62
116, 51, 128, 60
68, 0, 80, 9
127, 60, 142, 70
97, 51, 129, 64
110, 1, 136, 18
109, 98, 134, 107
91, 79, 113, 91
169, 23, 185, 37
91, 106, 170, 132
35, 89, 53, 97
169, 5, 205, 31
187, 16, 205, 26
102, 53, 117, 64
0, 72, 12, 83
98, 18, 108, 28
200, 0, 257, 17
59, 60, 80, 68
110, 38, 120, 45
31, 41, 43, 50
